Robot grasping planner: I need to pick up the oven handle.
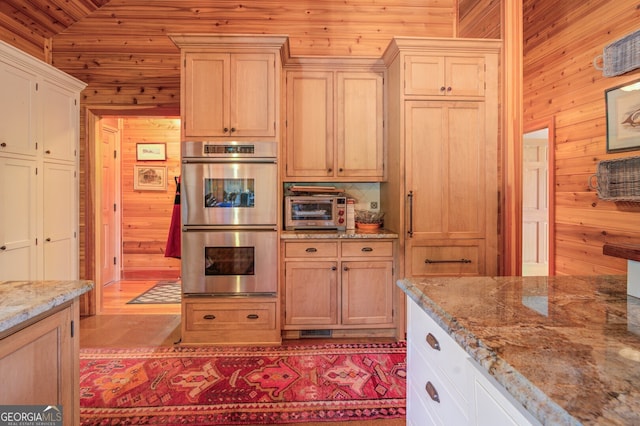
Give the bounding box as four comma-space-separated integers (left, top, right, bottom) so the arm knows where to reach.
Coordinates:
182, 158, 277, 164
182, 225, 278, 232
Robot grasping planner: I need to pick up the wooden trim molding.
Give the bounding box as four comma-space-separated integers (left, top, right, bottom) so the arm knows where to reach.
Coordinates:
501, 0, 523, 276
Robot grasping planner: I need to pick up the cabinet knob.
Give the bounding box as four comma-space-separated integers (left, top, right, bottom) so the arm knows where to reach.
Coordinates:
45, 150, 51, 154
0, 245, 6, 251
446, 86, 452, 92
223, 127, 229, 133
426, 333, 441, 350
339, 168, 343, 172
343, 266, 349, 271
45, 237, 51, 242
440, 86, 446, 92
230, 127, 236, 133
426, 381, 440, 403
247, 314, 259, 320
327, 168, 333, 173
331, 266, 337, 271
203, 314, 216, 320
0, 142, 6, 148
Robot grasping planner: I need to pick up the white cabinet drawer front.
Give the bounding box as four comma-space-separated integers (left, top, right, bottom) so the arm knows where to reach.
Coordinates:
408, 343, 469, 426
408, 299, 471, 403
341, 241, 393, 257
284, 241, 338, 258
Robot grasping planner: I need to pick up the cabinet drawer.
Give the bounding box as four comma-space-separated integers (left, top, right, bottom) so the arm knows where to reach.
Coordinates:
184, 300, 276, 331
284, 241, 338, 258
410, 242, 482, 276
408, 299, 471, 403
341, 241, 392, 257
408, 343, 469, 426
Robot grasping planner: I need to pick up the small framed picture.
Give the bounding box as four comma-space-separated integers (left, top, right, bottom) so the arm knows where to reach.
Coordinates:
134, 165, 167, 191
136, 143, 166, 161
606, 79, 640, 153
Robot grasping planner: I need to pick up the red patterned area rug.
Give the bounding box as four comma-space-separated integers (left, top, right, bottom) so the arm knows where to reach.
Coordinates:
79, 342, 406, 425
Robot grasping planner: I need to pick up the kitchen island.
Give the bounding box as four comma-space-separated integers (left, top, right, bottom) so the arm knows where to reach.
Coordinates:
398, 275, 640, 425
0, 280, 94, 426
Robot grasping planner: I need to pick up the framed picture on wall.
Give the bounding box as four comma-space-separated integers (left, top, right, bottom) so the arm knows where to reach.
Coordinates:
134, 165, 167, 191
136, 143, 166, 161
606, 79, 640, 153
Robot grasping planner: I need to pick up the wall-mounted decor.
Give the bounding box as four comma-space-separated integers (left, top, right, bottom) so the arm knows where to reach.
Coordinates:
606, 79, 640, 153
136, 143, 166, 161
134, 165, 167, 191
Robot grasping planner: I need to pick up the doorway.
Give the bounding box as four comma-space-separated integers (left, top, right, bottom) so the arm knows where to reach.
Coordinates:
522, 118, 555, 276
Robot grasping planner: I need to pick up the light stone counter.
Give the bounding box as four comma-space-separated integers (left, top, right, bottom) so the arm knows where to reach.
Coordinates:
0, 280, 94, 333
281, 228, 398, 239
398, 275, 640, 425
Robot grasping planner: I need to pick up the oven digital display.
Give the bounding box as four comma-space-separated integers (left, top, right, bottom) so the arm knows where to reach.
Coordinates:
204, 178, 255, 208
205, 247, 255, 276
203, 144, 255, 155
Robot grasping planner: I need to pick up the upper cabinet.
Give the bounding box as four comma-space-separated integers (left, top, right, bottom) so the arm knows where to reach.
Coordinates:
283, 59, 385, 181
404, 55, 486, 98
170, 34, 289, 141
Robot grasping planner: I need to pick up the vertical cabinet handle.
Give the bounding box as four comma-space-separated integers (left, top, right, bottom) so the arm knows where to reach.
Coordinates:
426, 333, 440, 350
407, 191, 414, 238
426, 381, 440, 403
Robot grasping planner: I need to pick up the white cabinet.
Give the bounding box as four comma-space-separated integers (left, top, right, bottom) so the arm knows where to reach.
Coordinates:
406, 296, 540, 426
0, 41, 85, 281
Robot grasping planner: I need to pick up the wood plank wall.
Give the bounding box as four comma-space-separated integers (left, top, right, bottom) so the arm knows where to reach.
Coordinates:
523, 0, 640, 275
119, 117, 181, 279
58, 0, 456, 282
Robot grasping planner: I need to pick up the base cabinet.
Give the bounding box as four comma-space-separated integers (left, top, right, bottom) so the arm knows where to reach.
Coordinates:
283, 239, 395, 337
406, 296, 540, 426
0, 300, 79, 425
181, 296, 280, 346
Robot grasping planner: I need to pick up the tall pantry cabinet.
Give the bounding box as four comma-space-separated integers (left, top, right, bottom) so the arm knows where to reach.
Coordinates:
0, 41, 86, 281
381, 37, 500, 279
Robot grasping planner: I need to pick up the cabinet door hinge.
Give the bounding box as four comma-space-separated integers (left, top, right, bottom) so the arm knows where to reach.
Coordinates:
71, 320, 75, 338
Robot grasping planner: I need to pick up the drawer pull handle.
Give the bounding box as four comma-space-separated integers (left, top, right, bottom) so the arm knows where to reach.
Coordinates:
426, 381, 440, 403
0, 245, 6, 250
426, 333, 440, 351
305, 247, 317, 253
425, 258, 472, 264
203, 314, 216, 320
247, 314, 259, 320
0, 142, 6, 147
361, 247, 373, 252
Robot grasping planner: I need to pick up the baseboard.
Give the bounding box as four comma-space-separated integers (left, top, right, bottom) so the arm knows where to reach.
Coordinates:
122, 269, 180, 280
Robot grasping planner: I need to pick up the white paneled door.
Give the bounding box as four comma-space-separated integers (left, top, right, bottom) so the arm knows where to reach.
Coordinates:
522, 130, 549, 276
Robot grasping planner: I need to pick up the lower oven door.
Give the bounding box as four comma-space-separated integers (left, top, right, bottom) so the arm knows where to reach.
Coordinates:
182, 228, 277, 295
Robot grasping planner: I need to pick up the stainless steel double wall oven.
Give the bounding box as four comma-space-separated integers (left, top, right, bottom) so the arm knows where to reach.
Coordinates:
181, 141, 278, 295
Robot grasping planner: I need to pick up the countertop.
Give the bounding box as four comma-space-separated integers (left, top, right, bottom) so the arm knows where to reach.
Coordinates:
397, 275, 640, 425
281, 228, 399, 239
0, 280, 94, 334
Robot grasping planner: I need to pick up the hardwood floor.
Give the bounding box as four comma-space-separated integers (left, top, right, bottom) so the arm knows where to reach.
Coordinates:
79, 279, 406, 426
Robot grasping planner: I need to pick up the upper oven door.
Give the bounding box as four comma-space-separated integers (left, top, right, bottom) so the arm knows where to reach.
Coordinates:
182, 159, 277, 226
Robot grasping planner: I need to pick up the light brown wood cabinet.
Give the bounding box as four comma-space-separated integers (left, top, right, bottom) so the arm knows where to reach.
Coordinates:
282, 239, 395, 338
382, 37, 500, 278
283, 60, 385, 181
170, 34, 288, 141
404, 54, 486, 98
0, 300, 79, 425
181, 296, 280, 346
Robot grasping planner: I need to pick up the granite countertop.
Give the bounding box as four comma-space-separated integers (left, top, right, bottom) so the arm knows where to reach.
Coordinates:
398, 275, 640, 425
0, 280, 94, 334
281, 228, 399, 239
